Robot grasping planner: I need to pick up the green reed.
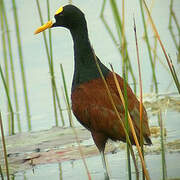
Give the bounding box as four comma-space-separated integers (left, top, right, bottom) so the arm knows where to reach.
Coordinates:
60, 64, 73, 127
158, 111, 168, 180
100, 1, 157, 179
123, 69, 132, 180
0, 164, 4, 180
169, 0, 180, 55
151, 37, 158, 92
121, 1, 132, 179
110, 63, 150, 180
58, 163, 63, 180
134, 18, 145, 180
100, 0, 137, 94
0, 3, 11, 134
46, 0, 58, 126
0, 65, 14, 135
11, 0, 31, 130
1, 0, 21, 132
139, 0, 158, 94
95, 51, 149, 179
0, 112, 10, 180
35, 0, 65, 126
142, 0, 180, 94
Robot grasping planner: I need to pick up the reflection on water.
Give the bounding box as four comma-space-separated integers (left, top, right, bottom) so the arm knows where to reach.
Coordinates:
12, 151, 180, 180
0, 0, 180, 179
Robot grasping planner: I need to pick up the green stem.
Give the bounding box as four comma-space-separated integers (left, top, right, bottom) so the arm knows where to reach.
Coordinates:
0, 112, 10, 180
139, 0, 158, 93
0, 65, 14, 134
1, 0, 21, 132
60, 64, 73, 127
0, 3, 11, 134
105, 0, 137, 93
59, 163, 63, 180
46, 0, 59, 126
168, 0, 173, 28
36, 0, 65, 126
158, 111, 167, 180
11, 0, 31, 130
0, 164, 4, 180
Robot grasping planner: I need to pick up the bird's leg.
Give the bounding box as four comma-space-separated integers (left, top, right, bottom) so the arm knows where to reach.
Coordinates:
100, 150, 110, 180
91, 132, 109, 179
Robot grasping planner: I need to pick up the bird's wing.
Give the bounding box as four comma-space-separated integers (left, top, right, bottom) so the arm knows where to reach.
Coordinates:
72, 72, 150, 143
106, 72, 151, 138
72, 81, 128, 141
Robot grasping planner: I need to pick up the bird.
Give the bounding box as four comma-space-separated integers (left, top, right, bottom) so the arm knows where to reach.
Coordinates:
34, 4, 152, 179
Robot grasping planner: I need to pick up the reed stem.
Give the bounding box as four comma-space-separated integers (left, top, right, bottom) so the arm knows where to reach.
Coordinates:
93, 47, 150, 179
158, 111, 167, 180
121, 1, 132, 179
11, 0, 31, 130
108, 0, 137, 93
0, 164, 4, 180
35, 0, 65, 126
46, 0, 59, 126
0, 112, 10, 180
60, 64, 73, 127
142, 0, 180, 94
134, 18, 145, 180
0, 65, 14, 135
1, 0, 21, 132
139, 0, 158, 93
58, 163, 63, 180
0, 3, 11, 134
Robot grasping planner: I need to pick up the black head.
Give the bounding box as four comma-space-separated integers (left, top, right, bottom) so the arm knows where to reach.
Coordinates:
34, 5, 87, 34
52, 5, 86, 30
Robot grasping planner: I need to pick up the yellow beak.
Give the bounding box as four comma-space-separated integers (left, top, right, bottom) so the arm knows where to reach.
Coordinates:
34, 20, 53, 34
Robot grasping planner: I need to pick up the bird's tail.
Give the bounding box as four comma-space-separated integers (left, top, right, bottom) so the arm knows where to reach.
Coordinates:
144, 136, 152, 145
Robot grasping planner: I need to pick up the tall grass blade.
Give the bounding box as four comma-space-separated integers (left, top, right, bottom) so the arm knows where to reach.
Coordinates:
124, 73, 132, 180
168, 0, 173, 28
169, 0, 180, 52
46, 0, 59, 126
0, 164, 4, 180
0, 65, 14, 134
60, 64, 73, 127
72, 126, 92, 180
92, 46, 149, 179
110, 64, 140, 180
11, 0, 31, 130
100, 0, 137, 94
121, 0, 132, 179
139, 0, 158, 93
0, 4, 11, 134
35, 0, 65, 126
158, 111, 167, 180
111, 69, 150, 180
134, 18, 145, 180
150, 37, 158, 92
1, 0, 21, 132
169, 55, 180, 92
58, 163, 63, 180
0, 112, 10, 180
142, 0, 180, 94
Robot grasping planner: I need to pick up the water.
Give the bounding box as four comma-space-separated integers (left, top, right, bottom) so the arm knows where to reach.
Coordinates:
0, 0, 180, 179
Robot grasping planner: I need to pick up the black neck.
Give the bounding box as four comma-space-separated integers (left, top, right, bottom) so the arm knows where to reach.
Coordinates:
70, 25, 109, 91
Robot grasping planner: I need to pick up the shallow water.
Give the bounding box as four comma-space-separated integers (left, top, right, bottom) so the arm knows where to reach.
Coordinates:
12, 152, 180, 180
0, 0, 180, 179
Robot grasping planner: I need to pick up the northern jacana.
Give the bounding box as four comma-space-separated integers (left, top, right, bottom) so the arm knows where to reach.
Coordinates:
35, 4, 152, 179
